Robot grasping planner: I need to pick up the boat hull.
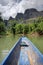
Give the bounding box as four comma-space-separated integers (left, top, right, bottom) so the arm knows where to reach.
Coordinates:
1, 37, 43, 65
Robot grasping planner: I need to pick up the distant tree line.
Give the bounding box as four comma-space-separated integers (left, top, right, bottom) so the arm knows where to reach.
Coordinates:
12, 17, 43, 35
0, 17, 6, 35
0, 16, 43, 35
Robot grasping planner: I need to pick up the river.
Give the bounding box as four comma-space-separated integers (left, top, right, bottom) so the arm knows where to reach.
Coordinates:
0, 34, 19, 63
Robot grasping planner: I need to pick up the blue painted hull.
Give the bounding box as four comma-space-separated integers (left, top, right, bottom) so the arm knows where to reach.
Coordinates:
1, 37, 43, 65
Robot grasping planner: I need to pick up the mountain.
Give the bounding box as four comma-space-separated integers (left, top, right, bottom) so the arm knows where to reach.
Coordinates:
9, 8, 43, 21
24, 8, 40, 20
15, 13, 24, 20
40, 11, 43, 16
15, 8, 43, 20
9, 17, 15, 20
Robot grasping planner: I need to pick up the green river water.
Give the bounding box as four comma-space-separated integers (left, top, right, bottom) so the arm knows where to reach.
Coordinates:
0, 34, 20, 63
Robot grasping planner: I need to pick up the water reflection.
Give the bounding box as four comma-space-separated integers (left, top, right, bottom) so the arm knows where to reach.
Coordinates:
0, 34, 19, 63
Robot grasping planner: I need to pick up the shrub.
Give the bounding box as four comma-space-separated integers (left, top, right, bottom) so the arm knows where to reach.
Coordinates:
12, 27, 16, 34
34, 22, 38, 28
0, 22, 5, 34
39, 22, 43, 31
23, 24, 29, 34
0, 17, 3, 22
15, 24, 23, 34
36, 22, 43, 35
29, 23, 35, 32
12, 22, 16, 34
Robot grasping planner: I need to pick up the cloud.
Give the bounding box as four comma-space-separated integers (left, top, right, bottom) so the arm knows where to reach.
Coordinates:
0, 0, 43, 20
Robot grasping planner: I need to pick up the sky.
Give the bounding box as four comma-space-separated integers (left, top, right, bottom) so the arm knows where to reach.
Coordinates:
0, 0, 43, 20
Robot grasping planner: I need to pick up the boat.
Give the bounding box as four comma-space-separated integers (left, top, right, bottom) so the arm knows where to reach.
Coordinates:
1, 37, 43, 65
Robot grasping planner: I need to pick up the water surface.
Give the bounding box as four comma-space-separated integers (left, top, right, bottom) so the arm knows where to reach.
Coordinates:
0, 34, 19, 63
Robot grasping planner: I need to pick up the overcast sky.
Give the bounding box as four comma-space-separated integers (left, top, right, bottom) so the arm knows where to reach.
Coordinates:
0, 0, 43, 20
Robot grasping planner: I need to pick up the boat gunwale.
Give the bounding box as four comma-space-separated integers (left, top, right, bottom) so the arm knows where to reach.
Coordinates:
1, 37, 22, 65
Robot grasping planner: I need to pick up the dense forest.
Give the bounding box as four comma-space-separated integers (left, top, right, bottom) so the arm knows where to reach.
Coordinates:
0, 16, 43, 36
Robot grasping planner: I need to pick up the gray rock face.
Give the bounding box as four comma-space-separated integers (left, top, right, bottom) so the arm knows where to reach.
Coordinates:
15, 8, 43, 20
15, 13, 24, 20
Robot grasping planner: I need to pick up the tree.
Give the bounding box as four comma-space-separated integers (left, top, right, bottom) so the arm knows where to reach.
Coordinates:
12, 27, 16, 34
23, 24, 29, 34
34, 22, 38, 28
15, 24, 23, 34
0, 16, 3, 22
39, 22, 43, 31
12, 22, 17, 34
0, 22, 5, 34
29, 23, 34, 32
36, 21, 43, 35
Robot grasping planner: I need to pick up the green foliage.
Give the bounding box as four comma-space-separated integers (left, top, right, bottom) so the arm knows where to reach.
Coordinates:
15, 24, 23, 34
0, 16, 6, 35
8, 16, 43, 35
0, 22, 5, 34
9, 20, 18, 25
23, 24, 29, 34
38, 22, 43, 31
37, 17, 43, 23
36, 21, 43, 35
0, 17, 3, 22
34, 22, 38, 28
12, 22, 17, 34
12, 27, 16, 34
29, 23, 35, 32
12, 24, 29, 34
